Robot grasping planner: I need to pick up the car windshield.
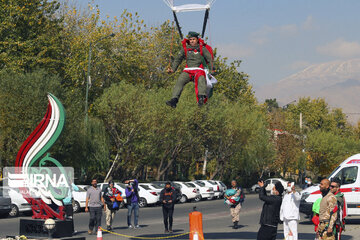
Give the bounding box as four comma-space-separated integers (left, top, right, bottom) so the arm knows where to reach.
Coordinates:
151, 184, 162, 189
140, 184, 151, 190
173, 183, 182, 188
184, 183, 193, 187
77, 186, 86, 192
208, 180, 217, 185
186, 182, 196, 187
194, 182, 205, 187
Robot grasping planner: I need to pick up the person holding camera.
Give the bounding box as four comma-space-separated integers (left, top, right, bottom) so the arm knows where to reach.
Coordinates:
160, 182, 177, 233
125, 179, 140, 229
280, 182, 301, 240
257, 179, 284, 240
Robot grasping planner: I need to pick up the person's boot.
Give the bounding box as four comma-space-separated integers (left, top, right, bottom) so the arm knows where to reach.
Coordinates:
166, 98, 178, 108
198, 95, 206, 106
232, 221, 238, 229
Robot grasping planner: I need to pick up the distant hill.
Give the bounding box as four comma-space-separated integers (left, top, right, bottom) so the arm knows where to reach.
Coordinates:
256, 59, 360, 124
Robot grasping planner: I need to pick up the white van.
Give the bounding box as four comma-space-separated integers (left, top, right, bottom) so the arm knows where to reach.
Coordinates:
300, 153, 360, 216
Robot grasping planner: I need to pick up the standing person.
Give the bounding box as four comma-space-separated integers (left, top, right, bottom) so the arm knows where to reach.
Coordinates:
125, 179, 140, 229
257, 180, 284, 240
85, 179, 105, 235
166, 31, 214, 108
330, 178, 346, 240
103, 180, 122, 231
224, 180, 245, 229
317, 179, 337, 240
280, 182, 301, 240
62, 180, 79, 235
160, 182, 176, 233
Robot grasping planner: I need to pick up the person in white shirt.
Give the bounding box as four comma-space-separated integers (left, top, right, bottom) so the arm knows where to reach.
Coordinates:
280, 182, 301, 240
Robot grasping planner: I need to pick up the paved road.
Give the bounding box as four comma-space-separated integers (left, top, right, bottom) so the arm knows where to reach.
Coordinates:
0, 194, 359, 239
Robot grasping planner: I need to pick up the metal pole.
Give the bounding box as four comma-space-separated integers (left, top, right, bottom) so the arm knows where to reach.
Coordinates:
84, 33, 115, 125
85, 42, 92, 124
172, 11, 183, 39
201, 9, 209, 38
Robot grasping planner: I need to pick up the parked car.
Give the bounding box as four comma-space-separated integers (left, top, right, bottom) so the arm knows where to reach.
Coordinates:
0, 187, 31, 217
72, 185, 87, 213
206, 180, 222, 198
263, 178, 288, 192
152, 181, 182, 203
0, 188, 12, 218
195, 180, 218, 199
117, 183, 159, 208
76, 185, 90, 191
190, 181, 214, 201
214, 180, 227, 197
138, 183, 161, 206
184, 182, 201, 201
250, 183, 260, 193
172, 181, 197, 203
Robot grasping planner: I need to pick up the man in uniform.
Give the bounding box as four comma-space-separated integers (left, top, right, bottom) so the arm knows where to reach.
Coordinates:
330, 178, 346, 240
166, 31, 213, 108
318, 179, 337, 240
224, 180, 244, 229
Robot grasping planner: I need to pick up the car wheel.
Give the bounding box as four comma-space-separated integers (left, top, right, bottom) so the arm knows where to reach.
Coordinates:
180, 195, 188, 203
255, 188, 260, 193
138, 198, 147, 208
194, 195, 202, 202
9, 204, 19, 217
73, 201, 80, 213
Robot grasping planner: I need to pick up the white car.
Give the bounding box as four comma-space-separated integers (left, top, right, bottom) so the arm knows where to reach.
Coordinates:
190, 181, 214, 201
0, 187, 31, 217
195, 180, 219, 199
206, 180, 222, 198
214, 180, 227, 197
263, 178, 288, 192
117, 183, 159, 208
72, 185, 87, 213
184, 182, 201, 201
250, 183, 260, 193
172, 181, 198, 203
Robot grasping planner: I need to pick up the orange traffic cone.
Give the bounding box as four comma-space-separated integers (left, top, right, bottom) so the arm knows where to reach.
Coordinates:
189, 207, 204, 240
97, 227, 103, 240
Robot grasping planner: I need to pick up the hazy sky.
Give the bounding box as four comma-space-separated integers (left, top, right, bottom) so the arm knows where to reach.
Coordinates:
72, 0, 360, 89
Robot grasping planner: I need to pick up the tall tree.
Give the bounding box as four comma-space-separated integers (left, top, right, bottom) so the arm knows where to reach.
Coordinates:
0, 0, 63, 73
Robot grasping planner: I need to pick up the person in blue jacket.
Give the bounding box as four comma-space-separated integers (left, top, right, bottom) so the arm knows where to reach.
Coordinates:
125, 179, 140, 229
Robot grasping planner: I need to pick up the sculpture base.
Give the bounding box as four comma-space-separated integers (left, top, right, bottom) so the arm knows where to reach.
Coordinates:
19, 218, 75, 238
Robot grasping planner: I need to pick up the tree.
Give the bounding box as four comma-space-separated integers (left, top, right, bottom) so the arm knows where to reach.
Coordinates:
0, 69, 62, 167
0, 0, 64, 73
264, 98, 279, 112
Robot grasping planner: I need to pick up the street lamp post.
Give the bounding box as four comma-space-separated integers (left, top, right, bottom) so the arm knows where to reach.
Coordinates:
85, 33, 115, 123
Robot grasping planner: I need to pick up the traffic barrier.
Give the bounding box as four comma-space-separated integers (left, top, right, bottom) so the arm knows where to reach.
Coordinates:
189, 208, 204, 240
97, 227, 103, 240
